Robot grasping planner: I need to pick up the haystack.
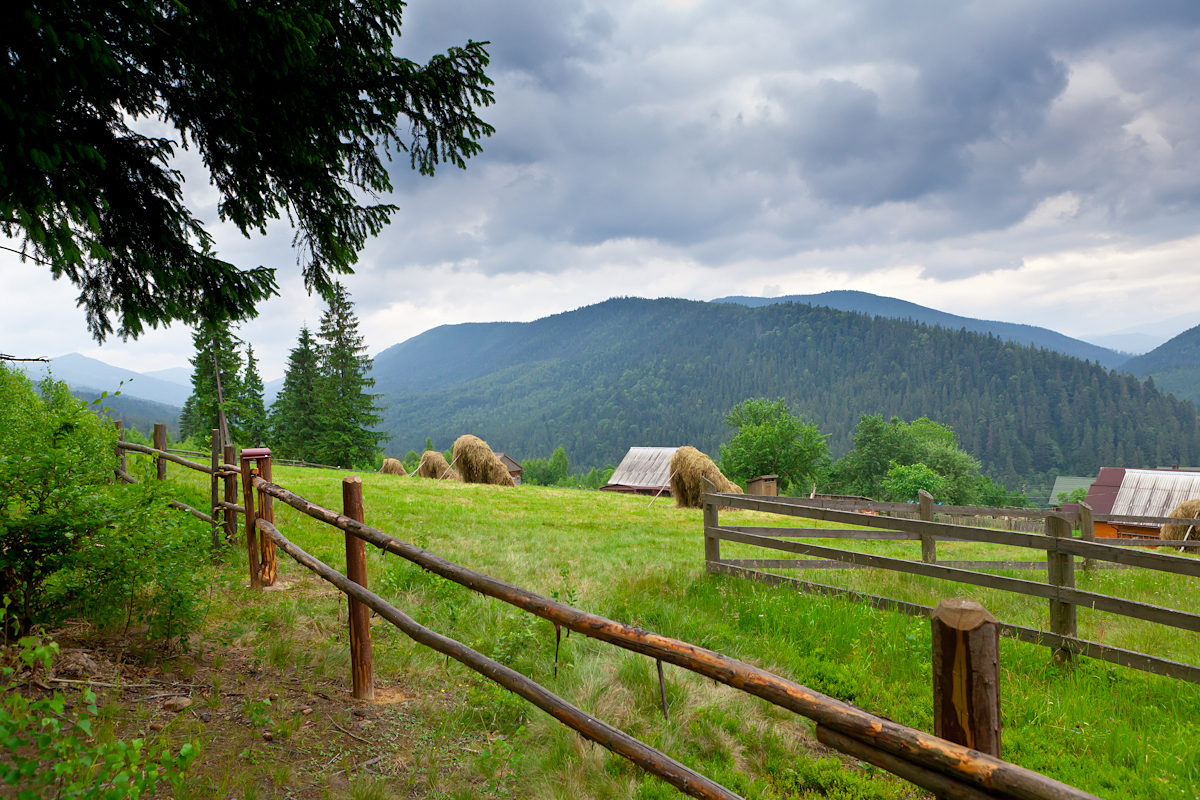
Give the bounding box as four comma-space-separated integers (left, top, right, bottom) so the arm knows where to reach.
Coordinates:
453, 434, 516, 487
380, 458, 408, 476
414, 450, 461, 481
669, 446, 742, 509
1160, 499, 1200, 540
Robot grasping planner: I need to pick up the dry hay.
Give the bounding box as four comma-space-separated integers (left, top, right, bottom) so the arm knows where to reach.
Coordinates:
669, 446, 742, 509
413, 450, 461, 481
453, 434, 516, 487
379, 458, 408, 476
1160, 499, 1200, 540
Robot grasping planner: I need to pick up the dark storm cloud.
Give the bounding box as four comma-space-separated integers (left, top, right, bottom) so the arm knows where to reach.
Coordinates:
367, 0, 1200, 285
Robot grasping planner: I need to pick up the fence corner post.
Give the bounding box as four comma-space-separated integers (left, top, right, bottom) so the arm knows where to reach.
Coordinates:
223, 445, 236, 544
153, 423, 167, 480
342, 475, 374, 700
1046, 514, 1078, 666
931, 598, 1001, 759
702, 476, 720, 571
241, 447, 277, 589
241, 458, 261, 589
1079, 502, 1095, 573
209, 430, 221, 551
918, 490, 937, 563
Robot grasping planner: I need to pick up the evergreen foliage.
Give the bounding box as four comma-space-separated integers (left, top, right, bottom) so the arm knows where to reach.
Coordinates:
270, 327, 322, 461
179, 318, 244, 444
312, 284, 387, 468
719, 398, 828, 492
377, 298, 1200, 492
2, 0, 494, 341
241, 345, 268, 447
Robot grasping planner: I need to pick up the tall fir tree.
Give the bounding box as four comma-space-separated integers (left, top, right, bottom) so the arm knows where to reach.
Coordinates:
270, 327, 322, 460
313, 284, 387, 467
242, 345, 269, 446
180, 318, 244, 444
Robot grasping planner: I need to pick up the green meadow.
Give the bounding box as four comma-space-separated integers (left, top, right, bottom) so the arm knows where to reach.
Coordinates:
161, 463, 1200, 799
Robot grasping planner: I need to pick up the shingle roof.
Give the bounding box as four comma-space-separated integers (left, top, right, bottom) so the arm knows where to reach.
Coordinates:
605, 447, 679, 489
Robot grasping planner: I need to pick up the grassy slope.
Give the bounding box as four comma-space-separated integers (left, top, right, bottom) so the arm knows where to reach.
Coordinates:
166, 464, 1200, 799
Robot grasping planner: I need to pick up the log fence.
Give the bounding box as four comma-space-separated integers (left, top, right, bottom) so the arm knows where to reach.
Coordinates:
704, 487, 1200, 683
112, 432, 1103, 800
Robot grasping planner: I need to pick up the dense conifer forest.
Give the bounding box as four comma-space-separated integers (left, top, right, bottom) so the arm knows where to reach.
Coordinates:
376, 298, 1200, 491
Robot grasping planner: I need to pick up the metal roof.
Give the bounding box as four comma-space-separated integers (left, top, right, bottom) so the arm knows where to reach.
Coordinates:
1110, 469, 1200, 519
1050, 476, 1094, 503
605, 447, 679, 489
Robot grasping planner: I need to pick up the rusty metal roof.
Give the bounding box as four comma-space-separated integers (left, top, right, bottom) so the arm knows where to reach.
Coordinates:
605, 447, 679, 489
1110, 469, 1200, 518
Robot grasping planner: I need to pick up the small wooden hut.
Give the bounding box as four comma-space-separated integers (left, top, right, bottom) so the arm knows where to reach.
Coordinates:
601, 447, 679, 496
494, 452, 523, 485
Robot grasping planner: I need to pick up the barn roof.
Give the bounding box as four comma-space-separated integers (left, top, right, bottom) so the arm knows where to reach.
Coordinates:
1086, 468, 1200, 519
493, 452, 522, 472
605, 447, 679, 489
1050, 475, 1094, 503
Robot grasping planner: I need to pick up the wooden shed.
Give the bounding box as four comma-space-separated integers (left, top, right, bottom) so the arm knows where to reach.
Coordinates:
1083, 467, 1200, 538
493, 452, 523, 485
746, 475, 778, 496
600, 447, 679, 496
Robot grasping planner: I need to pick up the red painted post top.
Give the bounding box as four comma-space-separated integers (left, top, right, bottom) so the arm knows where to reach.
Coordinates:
240, 447, 272, 460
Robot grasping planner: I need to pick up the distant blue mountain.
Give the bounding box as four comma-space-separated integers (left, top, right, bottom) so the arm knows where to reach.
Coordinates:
711, 291, 1129, 370
21, 353, 192, 407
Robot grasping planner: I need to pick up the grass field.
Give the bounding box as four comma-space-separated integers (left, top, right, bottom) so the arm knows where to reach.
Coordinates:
88, 461, 1200, 799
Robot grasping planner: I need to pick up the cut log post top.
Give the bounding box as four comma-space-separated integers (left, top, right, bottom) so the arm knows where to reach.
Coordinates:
931, 598, 1002, 759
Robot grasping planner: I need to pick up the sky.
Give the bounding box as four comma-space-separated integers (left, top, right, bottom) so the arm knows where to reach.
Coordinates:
4, 0, 1200, 381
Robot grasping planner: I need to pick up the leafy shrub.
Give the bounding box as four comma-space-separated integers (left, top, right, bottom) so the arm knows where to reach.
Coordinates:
0, 366, 115, 632
0, 634, 195, 798
881, 461, 947, 502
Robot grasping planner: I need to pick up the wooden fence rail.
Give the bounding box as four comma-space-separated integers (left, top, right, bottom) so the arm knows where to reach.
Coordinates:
705, 490, 1200, 682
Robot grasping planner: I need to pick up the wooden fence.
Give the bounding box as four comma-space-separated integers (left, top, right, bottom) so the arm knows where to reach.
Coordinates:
703, 487, 1200, 683
114, 436, 1101, 800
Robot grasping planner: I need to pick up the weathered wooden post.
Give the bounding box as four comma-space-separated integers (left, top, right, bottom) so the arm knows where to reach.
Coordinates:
210, 430, 220, 550
1078, 502, 1095, 573
1046, 514, 1077, 665
918, 490, 937, 563
240, 448, 277, 588
343, 476, 374, 700
223, 444, 236, 544
153, 423, 167, 480
931, 599, 1001, 762
702, 476, 720, 571
114, 421, 126, 478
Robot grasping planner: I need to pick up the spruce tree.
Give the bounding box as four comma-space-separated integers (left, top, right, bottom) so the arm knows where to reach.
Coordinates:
180, 318, 244, 444
313, 284, 387, 467
270, 327, 321, 461
242, 345, 268, 446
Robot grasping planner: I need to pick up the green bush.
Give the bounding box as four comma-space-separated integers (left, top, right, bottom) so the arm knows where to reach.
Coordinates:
0, 632, 195, 798
0, 366, 115, 632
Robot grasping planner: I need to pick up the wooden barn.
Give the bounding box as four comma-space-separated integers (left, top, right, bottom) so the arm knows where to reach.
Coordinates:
1082, 467, 1200, 538
493, 453, 523, 485
601, 447, 679, 496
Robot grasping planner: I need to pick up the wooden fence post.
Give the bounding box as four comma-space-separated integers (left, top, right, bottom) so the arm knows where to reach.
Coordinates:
114, 421, 126, 478
343, 476, 374, 700
153, 423, 167, 480
931, 598, 1001, 760
223, 444, 236, 544
1078, 502, 1095, 573
241, 459, 261, 588
258, 453, 277, 586
702, 477, 720, 571
918, 490, 937, 563
1046, 514, 1077, 665
210, 430, 220, 550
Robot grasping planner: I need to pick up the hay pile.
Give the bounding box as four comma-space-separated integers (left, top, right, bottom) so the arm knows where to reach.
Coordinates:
380, 458, 408, 476
669, 446, 742, 509
413, 450, 461, 481
1160, 499, 1200, 540
453, 434, 516, 487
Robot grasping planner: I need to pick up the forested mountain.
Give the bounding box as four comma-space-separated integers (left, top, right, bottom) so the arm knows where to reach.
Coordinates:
375, 298, 1200, 490
1122, 324, 1200, 406
713, 290, 1129, 369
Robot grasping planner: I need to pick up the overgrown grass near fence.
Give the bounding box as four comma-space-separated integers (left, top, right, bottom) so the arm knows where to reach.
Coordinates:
160, 463, 1200, 798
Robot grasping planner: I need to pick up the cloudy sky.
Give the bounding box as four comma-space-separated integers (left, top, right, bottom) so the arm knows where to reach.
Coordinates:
4, 0, 1200, 380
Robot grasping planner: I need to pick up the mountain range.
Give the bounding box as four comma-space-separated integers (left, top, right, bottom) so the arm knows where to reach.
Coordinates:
373, 297, 1200, 491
